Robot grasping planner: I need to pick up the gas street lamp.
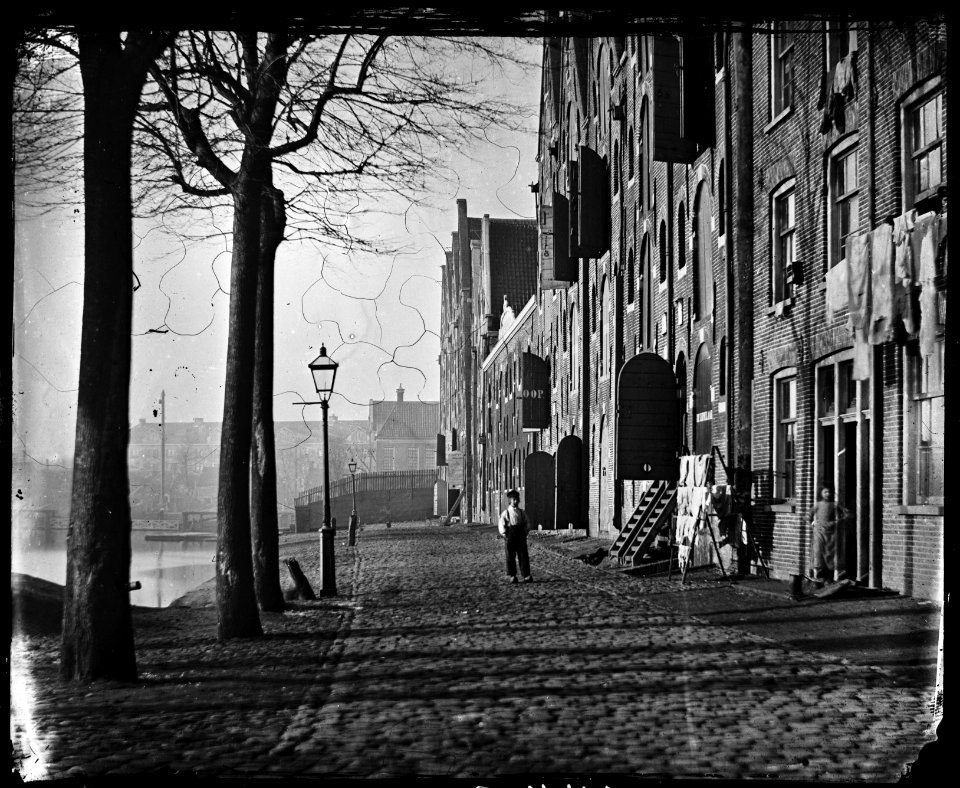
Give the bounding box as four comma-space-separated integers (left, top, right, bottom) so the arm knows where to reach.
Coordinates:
347, 458, 359, 547
308, 345, 339, 596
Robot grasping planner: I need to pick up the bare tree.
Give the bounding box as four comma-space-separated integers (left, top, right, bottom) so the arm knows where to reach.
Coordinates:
15, 28, 175, 682
140, 31, 533, 633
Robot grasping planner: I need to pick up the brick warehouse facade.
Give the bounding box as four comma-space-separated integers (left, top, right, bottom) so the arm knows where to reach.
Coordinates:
439, 21, 945, 601
438, 201, 538, 520
749, 19, 946, 600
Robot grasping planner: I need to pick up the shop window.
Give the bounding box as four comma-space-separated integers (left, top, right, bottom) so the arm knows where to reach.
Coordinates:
771, 180, 796, 304
771, 22, 796, 118
829, 141, 860, 268
906, 339, 944, 504
773, 372, 797, 500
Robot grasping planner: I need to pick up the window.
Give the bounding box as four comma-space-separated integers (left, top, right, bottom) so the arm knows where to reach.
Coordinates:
407, 447, 419, 468
774, 374, 797, 499
693, 181, 714, 317
627, 249, 635, 303
639, 99, 648, 208
382, 447, 396, 471
659, 220, 668, 284
830, 143, 860, 267
717, 162, 725, 236
904, 90, 945, 207
627, 126, 634, 179
677, 203, 687, 269
613, 140, 620, 194
771, 22, 796, 117
718, 337, 727, 397
906, 339, 944, 504
826, 19, 857, 69
640, 234, 653, 349
772, 182, 796, 303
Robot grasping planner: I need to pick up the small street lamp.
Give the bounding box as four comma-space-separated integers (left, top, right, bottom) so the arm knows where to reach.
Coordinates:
308, 344, 339, 596
347, 458, 359, 547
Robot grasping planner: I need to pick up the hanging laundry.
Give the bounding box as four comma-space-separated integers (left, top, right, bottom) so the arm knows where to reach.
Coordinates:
869, 223, 894, 344
846, 231, 872, 331
691, 454, 706, 486
893, 210, 918, 338
679, 455, 692, 487
910, 212, 937, 273
893, 210, 917, 282
918, 215, 942, 358
824, 258, 849, 323
853, 321, 872, 380
676, 486, 692, 517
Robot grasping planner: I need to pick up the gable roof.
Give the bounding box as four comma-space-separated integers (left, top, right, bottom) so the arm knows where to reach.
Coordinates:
371, 401, 440, 441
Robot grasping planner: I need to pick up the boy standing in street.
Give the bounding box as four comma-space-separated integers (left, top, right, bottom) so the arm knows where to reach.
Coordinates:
808, 486, 845, 586
498, 489, 533, 584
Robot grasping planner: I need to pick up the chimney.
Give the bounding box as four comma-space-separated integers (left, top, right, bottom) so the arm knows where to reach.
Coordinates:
396, 385, 405, 403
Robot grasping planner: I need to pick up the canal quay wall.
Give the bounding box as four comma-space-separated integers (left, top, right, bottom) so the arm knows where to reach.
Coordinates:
11, 521, 942, 782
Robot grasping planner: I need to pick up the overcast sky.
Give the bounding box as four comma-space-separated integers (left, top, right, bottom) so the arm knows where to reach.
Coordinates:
13, 36, 542, 470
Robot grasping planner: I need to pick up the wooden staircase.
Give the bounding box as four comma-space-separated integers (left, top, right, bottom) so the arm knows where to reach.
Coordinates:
610, 480, 678, 566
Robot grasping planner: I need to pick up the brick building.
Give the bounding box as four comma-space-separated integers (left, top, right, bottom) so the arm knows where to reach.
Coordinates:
748, 19, 946, 600
442, 20, 945, 601
368, 387, 439, 472
438, 200, 538, 519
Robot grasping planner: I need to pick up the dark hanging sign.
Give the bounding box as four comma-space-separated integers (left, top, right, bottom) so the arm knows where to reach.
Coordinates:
521, 352, 550, 430
578, 145, 610, 257
436, 433, 446, 466
616, 352, 681, 481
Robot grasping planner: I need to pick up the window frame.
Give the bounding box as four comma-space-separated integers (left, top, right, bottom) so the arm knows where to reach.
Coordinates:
825, 19, 857, 70
771, 179, 796, 305
904, 339, 945, 505
772, 370, 798, 501
771, 21, 796, 119
901, 83, 945, 209
827, 137, 860, 270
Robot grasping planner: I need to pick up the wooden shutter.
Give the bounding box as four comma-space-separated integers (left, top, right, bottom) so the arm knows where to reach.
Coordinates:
578, 145, 610, 258
652, 36, 697, 163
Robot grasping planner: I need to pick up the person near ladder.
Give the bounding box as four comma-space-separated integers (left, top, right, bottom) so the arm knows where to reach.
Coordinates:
498, 489, 533, 584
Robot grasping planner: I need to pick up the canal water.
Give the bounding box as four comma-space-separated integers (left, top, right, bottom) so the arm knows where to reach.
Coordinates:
11, 529, 216, 608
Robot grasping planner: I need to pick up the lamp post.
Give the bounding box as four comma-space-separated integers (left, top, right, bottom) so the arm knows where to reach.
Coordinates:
308, 345, 339, 596
347, 458, 358, 546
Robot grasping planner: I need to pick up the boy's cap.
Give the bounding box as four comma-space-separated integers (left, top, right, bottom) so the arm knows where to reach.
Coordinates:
506, 489, 520, 500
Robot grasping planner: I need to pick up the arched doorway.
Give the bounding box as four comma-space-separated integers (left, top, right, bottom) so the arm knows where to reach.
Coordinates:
524, 451, 555, 531
555, 435, 583, 529
598, 414, 610, 533
693, 342, 713, 455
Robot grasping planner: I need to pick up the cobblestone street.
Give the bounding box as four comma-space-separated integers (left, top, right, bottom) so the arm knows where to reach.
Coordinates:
11, 522, 939, 782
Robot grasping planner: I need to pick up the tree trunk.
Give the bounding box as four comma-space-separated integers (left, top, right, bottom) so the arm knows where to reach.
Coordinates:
60, 34, 144, 682
250, 178, 286, 612
216, 167, 265, 639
